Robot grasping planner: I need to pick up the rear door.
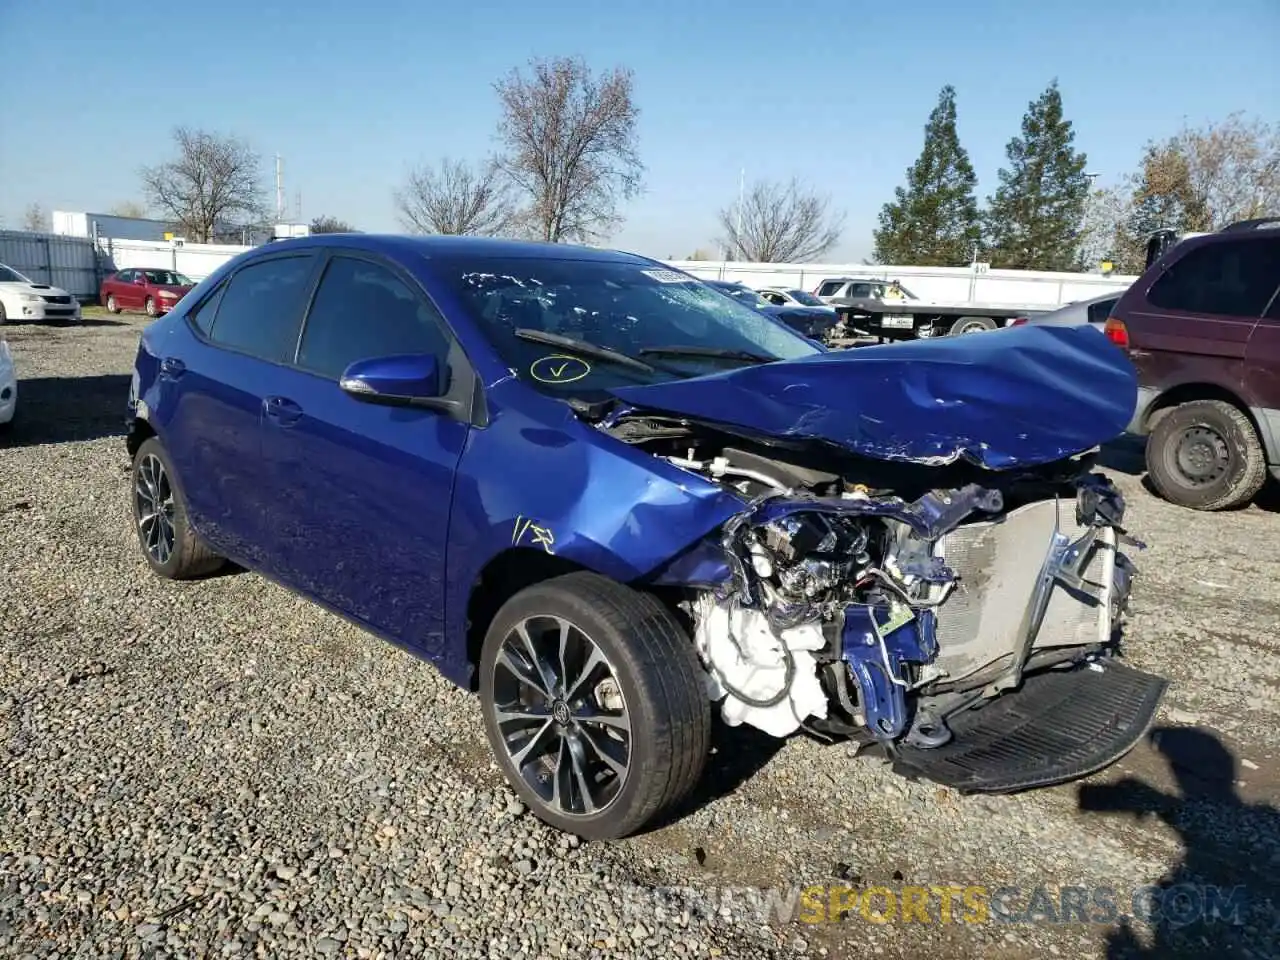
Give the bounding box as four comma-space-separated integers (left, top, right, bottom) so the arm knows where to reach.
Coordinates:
1241, 242, 1280, 462
254, 250, 473, 659
155, 251, 319, 567
1126, 238, 1279, 391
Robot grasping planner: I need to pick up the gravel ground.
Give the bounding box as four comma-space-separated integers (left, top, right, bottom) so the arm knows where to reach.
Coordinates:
1, 311, 1277, 960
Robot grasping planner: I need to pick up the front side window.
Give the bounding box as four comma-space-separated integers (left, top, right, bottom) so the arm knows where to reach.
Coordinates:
432, 256, 820, 397
206, 255, 315, 363
297, 256, 451, 379
1147, 240, 1280, 318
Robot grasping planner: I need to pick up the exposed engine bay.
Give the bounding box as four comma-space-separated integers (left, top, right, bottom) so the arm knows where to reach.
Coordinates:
601, 410, 1146, 760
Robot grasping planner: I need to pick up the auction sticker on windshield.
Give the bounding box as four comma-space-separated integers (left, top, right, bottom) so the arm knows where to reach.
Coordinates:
530, 355, 592, 384
641, 269, 694, 284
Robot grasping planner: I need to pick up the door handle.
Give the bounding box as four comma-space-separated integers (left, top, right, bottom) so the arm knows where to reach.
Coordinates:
263, 395, 303, 427
159, 357, 186, 380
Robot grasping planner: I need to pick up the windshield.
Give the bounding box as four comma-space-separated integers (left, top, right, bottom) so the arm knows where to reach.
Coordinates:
144, 270, 192, 285
0, 265, 31, 284
433, 257, 820, 397
710, 283, 773, 309
785, 289, 824, 306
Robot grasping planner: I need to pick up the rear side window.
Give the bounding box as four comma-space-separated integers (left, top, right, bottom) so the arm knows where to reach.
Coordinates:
207, 255, 315, 363
1087, 297, 1119, 325
188, 281, 226, 336
1147, 239, 1280, 318
296, 256, 452, 380
816, 280, 844, 297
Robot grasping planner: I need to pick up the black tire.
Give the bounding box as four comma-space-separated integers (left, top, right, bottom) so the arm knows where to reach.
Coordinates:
130, 436, 225, 578
479, 571, 710, 840
950, 315, 998, 335
105, 294, 119, 314
144, 297, 157, 317
0, 301, 7, 324
1145, 399, 1267, 511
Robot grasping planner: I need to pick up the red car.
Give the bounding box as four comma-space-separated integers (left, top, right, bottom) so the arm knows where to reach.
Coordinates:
100, 268, 195, 317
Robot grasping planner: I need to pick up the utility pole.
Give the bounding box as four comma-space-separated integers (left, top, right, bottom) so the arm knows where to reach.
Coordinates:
275, 154, 284, 224
734, 168, 745, 261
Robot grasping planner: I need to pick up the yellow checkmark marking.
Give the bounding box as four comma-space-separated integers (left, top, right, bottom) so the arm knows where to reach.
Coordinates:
550, 362, 571, 378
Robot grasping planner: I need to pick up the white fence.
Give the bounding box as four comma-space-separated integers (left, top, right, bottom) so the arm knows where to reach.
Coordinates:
99, 237, 252, 284
1, 228, 1137, 310
665, 259, 1138, 308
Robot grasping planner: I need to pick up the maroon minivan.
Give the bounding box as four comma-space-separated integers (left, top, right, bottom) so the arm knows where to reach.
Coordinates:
1107, 219, 1280, 511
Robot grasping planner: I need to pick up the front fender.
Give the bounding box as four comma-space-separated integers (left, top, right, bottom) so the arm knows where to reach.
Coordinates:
441, 383, 745, 681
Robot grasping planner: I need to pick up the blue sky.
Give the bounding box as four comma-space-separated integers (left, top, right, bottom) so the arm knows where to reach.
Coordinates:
2, 0, 1277, 261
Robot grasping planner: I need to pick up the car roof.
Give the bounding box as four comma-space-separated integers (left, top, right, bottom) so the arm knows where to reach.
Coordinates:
257, 233, 658, 265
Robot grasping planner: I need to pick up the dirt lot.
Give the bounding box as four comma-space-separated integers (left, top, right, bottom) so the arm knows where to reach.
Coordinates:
2, 310, 1277, 959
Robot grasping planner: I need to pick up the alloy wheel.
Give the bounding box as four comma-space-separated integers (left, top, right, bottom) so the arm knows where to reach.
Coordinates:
145, 298, 156, 317
135, 453, 176, 564
490, 615, 631, 817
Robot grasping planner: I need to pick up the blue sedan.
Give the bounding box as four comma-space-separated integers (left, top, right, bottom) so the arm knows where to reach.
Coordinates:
126, 234, 1164, 839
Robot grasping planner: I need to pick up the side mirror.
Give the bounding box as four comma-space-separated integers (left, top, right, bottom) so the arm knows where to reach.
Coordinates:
338, 354, 460, 413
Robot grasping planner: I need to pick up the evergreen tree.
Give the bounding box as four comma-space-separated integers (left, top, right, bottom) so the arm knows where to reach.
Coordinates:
872, 85, 981, 266
982, 80, 1090, 271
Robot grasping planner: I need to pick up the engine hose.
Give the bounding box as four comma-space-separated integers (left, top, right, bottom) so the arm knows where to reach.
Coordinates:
715, 640, 797, 709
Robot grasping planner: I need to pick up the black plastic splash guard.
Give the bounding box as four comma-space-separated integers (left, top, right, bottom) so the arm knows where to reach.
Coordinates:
890, 662, 1168, 793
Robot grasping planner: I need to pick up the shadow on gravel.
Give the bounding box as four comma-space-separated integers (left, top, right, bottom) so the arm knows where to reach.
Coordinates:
77, 316, 130, 328
648, 718, 786, 834
1077, 726, 1280, 959
1096, 435, 1147, 476
0, 374, 131, 449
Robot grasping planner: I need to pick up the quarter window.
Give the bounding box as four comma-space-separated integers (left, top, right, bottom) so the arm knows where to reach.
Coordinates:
297, 256, 452, 380
1147, 240, 1280, 318
188, 281, 226, 337
206, 255, 314, 363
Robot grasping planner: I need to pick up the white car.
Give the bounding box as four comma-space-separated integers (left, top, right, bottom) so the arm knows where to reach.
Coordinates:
0, 262, 82, 324
0, 329, 15, 428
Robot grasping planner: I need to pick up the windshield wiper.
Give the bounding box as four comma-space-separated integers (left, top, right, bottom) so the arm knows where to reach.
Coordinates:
639, 345, 775, 364
514, 329, 656, 373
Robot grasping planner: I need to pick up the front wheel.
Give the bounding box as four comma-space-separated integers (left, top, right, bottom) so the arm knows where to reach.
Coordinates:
105, 294, 119, 314
1145, 399, 1267, 511
479, 572, 710, 840
130, 436, 225, 578
144, 297, 157, 317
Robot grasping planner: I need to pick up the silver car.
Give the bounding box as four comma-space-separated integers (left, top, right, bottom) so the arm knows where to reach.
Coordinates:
1012, 290, 1125, 329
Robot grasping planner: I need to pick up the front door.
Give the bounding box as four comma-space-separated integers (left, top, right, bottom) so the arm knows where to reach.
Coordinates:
255, 251, 471, 662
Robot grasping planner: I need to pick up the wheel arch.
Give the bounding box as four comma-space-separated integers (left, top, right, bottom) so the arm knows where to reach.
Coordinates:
462, 547, 598, 692
1142, 382, 1262, 441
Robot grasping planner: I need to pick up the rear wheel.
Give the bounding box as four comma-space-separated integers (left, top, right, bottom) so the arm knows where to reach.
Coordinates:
479, 572, 710, 840
105, 294, 119, 314
1145, 399, 1266, 511
0, 302, 7, 325
950, 316, 998, 335
130, 436, 225, 578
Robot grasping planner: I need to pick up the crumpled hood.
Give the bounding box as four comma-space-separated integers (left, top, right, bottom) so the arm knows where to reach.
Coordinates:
609, 324, 1138, 469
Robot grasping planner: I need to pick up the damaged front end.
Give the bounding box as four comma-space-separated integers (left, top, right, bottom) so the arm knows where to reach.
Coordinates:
611, 418, 1167, 794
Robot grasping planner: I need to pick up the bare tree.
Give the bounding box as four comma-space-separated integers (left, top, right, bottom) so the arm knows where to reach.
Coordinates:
493, 56, 642, 243
395, 158, 516, 236
310, 215, 357, 234
140, 128, 265, 243
1076, 184, 1132, 271
109, 201, 149, 219
717, 178, 845, 263
21, 203, 47, 232
1103, 114, 1280, 272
